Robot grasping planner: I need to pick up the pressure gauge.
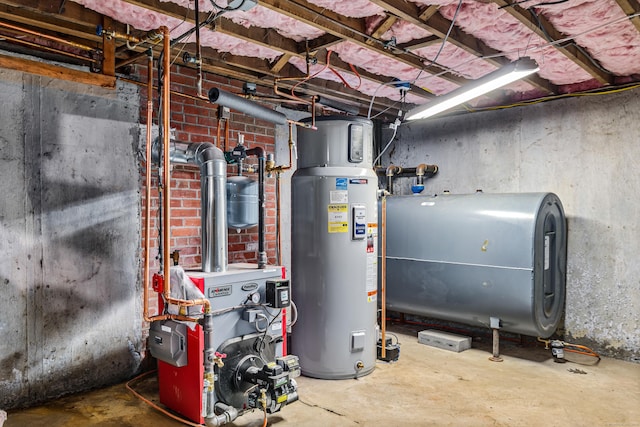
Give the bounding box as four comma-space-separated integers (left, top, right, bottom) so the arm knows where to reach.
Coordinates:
249, 292, 261, 304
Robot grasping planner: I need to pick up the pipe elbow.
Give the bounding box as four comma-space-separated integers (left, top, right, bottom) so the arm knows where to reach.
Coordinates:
246, 146, 265, 159
190, 142, 225, 165
386, 165, 402, 177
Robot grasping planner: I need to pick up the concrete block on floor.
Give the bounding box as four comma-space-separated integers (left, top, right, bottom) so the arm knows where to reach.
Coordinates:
418, 329, 472, 352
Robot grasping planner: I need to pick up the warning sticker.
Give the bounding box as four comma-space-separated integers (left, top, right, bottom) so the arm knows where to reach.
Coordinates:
366, 235, 377, 302
328, 204, 348, 233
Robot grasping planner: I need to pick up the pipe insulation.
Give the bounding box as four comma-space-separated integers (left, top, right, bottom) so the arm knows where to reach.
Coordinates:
208, 87, 288, 125
316, 95, 359, 115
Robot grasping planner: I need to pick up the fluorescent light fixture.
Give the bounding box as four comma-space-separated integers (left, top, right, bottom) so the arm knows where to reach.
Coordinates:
405, 57, 540, 121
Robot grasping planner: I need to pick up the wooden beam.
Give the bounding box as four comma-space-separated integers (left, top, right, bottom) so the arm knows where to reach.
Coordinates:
491, 0, 612, 85
366, 16, 398, 46
368, 0, 556, 94
119, 0, 426, 98
303, 34, 343, 52
259, 0, 469, 85
0, 3, 101, 44
418, 5, 440, 21
101, 16, 115, 76
398, 35, 440, 51
0, 52, 116, 88
614, 0, 640, 32
270, 54, 292, 73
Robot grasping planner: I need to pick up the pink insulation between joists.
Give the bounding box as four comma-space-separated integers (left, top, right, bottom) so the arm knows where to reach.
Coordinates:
331, 41, 460, 95
158, 0, 326, 41
306, 0, 385, 18
435, 1, 595, 85
288, 56, 425, 105
378, 20, 433, 45
535, 0, 640, 76
223, 7, 325, 42
71, 0, 282, 60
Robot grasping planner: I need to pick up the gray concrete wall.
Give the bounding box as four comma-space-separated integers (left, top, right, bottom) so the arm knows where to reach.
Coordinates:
383, 88, 640, 361
0, 68, 142, 408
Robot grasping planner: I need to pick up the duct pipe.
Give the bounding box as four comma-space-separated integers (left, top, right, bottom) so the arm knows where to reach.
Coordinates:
151, 140, 227, 272
246, 146, 267, 268
315, 95, 359, 115
208, 88, 288, 125
195, 143, 228, 272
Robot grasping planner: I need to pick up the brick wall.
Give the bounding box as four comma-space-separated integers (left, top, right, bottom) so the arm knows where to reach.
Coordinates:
136, 62, 280, 315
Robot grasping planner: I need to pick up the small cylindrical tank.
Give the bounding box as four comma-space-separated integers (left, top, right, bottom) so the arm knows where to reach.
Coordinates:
382, 192, 566, 338
226, 176, 258, 229
292, 116, 378, 379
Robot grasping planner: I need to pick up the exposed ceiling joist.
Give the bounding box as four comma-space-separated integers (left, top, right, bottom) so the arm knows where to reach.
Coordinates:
492, 0, 612, 85
369, 0, 556, 94
259, 0, 470, 86
615, 0, 640, 32
118, 0, 432, 102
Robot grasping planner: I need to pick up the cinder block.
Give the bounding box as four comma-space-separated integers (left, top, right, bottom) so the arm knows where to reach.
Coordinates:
418, 329, 471, 353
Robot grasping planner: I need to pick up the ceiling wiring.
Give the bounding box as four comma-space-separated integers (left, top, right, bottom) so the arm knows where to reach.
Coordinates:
401, 10, 640, 104
466, 81, 640, 113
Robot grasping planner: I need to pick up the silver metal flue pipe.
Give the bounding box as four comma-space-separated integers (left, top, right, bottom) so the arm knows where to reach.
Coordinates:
153, 139, 227, 272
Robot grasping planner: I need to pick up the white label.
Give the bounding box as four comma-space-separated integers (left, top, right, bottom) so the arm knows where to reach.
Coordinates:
366, 245, 377, 302
161, 325, 172, 333
544, 235, 550, 271
272, 321, 282, 331
330, 190, 349, 203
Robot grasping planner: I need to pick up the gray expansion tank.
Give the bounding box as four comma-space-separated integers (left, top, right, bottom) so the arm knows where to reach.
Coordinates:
383, 192, 566, 338
292, 116, 378, 379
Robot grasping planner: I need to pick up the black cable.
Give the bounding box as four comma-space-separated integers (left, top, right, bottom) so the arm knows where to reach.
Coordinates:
499, 0, 568, 9
255, 308, 282, 356
528, 8, 612, 75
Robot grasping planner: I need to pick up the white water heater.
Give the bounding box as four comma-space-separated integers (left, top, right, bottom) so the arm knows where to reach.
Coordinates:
291, 116, 378, 379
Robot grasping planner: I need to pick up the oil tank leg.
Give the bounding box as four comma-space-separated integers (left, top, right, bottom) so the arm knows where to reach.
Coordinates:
489, 317, 503, 362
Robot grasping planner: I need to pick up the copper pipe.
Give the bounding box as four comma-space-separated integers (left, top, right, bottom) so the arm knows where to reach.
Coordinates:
381, 195, 387, 359
276, 173, 282, 266
158, 26, 211, 313
0, 21, 96, 51
216, 118, 222, 149
143, 51, 154, 322
162, 25, 172, 302
225, 117, 230, 152
0, 33, 98, 63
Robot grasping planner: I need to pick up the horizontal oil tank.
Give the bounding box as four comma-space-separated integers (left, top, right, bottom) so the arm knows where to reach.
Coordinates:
382, 192, 566, 338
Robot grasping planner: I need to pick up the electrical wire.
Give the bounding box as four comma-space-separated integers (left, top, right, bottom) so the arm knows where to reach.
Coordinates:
126, 370, 205, 427
288, 300, 298, 327
469, 82, 640, 112
366, 0, 463, 120
372, 123, 398, 165
255, 308, 282, 356
368, 8, 640, 120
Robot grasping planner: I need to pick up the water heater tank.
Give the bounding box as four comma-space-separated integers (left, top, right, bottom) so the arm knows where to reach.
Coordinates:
383, 192, 566, 338
292, 116, 378, 379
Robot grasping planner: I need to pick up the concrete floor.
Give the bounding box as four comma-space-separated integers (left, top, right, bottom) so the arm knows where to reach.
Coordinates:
6, 324, 640, 427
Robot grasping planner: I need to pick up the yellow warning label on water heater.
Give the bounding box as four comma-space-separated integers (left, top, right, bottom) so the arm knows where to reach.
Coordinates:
328, 204, 348, 233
